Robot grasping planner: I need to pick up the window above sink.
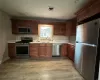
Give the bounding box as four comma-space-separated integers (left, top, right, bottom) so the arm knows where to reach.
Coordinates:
38, 24, 53, 40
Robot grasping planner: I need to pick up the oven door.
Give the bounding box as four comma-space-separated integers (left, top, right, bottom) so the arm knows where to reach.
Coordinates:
16, 45, 29, 56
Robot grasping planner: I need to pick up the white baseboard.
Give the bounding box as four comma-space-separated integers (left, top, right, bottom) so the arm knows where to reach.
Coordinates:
0, 60, 2, 64
0, 57, 10, 64
2, 57, 10, 63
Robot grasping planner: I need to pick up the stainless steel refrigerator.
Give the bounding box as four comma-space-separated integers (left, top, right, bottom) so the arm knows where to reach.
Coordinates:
75, 18, 100, 80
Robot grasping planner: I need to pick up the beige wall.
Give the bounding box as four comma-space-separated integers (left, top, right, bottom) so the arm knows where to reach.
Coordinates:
0, 11, 15, 64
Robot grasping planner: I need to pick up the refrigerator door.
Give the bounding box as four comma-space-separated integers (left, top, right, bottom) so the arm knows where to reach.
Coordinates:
82, 44, 97, 80
98, 62, 100, 80
76, 19, 99, 45
74, 43, 84, 74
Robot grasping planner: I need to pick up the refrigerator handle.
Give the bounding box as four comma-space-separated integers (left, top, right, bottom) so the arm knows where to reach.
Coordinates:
76, 41, 79, 43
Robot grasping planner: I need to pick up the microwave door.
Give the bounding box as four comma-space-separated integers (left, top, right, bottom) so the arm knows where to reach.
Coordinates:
18, 28, 27, 33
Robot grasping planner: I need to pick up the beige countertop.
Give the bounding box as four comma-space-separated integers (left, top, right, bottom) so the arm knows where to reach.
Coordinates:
8, 40, 21, 43
8, 40, 75, 45
30, 42, 67, 44
67, 43, 75, 45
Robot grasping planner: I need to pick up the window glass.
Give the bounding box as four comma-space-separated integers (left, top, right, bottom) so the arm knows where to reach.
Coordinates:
38, 24, 53, 39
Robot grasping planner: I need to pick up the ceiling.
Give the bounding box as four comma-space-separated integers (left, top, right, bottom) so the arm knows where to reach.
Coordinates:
0, 0, 89, 20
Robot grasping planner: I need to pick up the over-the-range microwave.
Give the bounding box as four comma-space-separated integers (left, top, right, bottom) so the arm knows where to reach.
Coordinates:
18, 27, 32, 34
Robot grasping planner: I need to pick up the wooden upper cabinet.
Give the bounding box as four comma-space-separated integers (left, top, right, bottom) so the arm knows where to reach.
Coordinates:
31, 21, 38, 34
11, 19, 38, 34
8, 43, 16, 58
11, 20, 18, 34
76, 0, 100, 22
11, 19, 66, 35
71, 19, 77, 35
54, 23, 66, 35
66, 19, 77, 36
66, 21, 72, 36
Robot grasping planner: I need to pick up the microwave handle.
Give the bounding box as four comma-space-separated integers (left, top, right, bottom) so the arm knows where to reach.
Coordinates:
27, 28, 31, 33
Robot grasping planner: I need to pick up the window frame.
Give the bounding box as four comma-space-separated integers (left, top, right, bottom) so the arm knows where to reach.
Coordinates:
38, 24, 54, 39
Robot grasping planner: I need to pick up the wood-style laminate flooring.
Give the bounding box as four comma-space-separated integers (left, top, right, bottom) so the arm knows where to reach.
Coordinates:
0, 58, 84, 80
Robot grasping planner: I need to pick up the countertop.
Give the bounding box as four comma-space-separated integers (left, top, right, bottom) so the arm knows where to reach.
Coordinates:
8, 40, 21, 43
30, 41, 67, 44
8, 40, 75, 45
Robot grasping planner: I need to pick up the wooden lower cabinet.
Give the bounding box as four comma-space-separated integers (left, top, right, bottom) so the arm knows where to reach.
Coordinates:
61, 44, 67, 57
29, 43, 52, 58
67, 44, 75, 61
39, 46, 46, 58
8, 43, 16, 58
29, 43, 39, 58
46, 44, 52, 58
39, 44, 52, 58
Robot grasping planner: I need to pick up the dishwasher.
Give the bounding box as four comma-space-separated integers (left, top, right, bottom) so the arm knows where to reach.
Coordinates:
52, 43, 61, 57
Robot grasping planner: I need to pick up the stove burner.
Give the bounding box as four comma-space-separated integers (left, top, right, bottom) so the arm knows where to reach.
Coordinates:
16, 37, 33, 45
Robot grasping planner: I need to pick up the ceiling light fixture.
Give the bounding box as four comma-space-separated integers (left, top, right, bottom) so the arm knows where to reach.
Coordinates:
48, 6, 54, 11
75, 0, 79, 3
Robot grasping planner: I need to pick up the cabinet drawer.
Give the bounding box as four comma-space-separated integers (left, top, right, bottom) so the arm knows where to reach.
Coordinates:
30, 50, 38, 52
46, 44, 52, 46
30, 44, 39, 47
8, 43, 16, 58
30, 47, 38, 50
39, 44, 46, 46
30, 52, 38, 54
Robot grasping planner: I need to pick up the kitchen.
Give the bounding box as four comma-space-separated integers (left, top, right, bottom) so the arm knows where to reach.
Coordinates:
8, 19, 76, 59
0, 0, 100, 80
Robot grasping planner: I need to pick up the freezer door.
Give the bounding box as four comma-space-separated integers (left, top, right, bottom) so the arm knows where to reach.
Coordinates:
76, 24, 84, 43
74, 43, 84, 74
76, 19, 99, 45
82, 44, 97, 80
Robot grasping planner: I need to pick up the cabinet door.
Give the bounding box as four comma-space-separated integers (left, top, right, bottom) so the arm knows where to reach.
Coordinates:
66, 21, 72, 36
11, 20, 18, 34
39, 46, 46, 58
61, 44, 67, 57
31, 21, 38, 34
70, 45, 75, 61
46, 44, 52, 58
67, 44, 75, 61
29, 44, 39, 58
66, 20, 76, 36
54, 24, 60, 35
71, 20, 77, 36
54, 23, 66, 35
11, 20, 38, 35
8, 43, 16, 58
60, 26, 66, 35
76, 0, 100, 22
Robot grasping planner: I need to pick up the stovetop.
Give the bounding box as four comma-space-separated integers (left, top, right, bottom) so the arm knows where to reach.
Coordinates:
16, 41, 30, 45
16, 37, 33, 45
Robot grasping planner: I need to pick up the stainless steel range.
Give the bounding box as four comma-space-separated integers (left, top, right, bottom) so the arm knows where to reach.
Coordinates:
16, 37, 33, 56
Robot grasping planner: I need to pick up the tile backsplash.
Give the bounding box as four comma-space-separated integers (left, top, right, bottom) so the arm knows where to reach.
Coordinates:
69, 36, 76, 44
16, 35, 69, 43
